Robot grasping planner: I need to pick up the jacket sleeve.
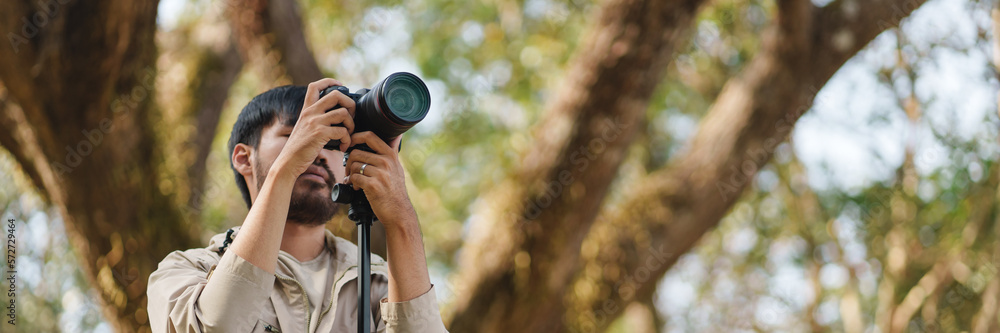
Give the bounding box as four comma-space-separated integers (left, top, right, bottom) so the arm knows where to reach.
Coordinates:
147, 249, 275, 333
379, 285, 450, 333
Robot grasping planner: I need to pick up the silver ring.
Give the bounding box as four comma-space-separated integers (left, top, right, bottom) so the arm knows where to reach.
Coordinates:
360, 163, 368, 176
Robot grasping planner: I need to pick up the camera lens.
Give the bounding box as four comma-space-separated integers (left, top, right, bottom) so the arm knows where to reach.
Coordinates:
355, 72, 431, 141
381, 73, 430, 123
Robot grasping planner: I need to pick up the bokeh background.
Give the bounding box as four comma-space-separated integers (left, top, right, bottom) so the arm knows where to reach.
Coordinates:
0, 0, 998, 331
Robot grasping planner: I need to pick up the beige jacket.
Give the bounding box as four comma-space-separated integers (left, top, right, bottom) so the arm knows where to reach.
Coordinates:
147, 227, 449, 333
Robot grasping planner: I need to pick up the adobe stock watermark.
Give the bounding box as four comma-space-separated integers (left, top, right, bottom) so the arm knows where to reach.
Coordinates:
875, 0, 927, 33
354, 7, 394, 46
904, 257, 999, 332
4, 218, 15, 327
401, 99, 481, 166
109, 235, 140, 288
573, 244, 673, 333
111, 262, 139, 287
51, 67, 157, 175
182, 168, 233, 219
715, 86, 825, 201
7, 0, 75, 54
516, 115, 628, 222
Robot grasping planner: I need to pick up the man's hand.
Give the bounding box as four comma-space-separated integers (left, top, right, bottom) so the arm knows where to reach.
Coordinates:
272, 78, 356, 179
343, 132, 417, 227
343, 131, 432, 302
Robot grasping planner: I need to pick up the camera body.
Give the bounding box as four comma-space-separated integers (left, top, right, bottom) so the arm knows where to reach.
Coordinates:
318, 85, 370, 151
317, 72, 431, 151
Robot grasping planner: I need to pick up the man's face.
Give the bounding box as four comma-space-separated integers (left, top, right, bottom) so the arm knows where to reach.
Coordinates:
251, 121, 346, 225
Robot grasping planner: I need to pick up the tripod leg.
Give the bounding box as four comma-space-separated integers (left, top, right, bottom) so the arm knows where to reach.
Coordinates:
358, 217, 372, 333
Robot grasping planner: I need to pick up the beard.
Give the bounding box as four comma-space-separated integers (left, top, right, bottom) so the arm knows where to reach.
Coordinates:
256, 159, 340, 226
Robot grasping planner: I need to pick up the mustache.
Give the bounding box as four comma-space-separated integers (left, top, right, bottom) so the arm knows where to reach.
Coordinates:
313, 159, 336, 187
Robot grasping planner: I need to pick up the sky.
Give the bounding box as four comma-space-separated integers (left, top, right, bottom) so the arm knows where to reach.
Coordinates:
794, 0, 996, 193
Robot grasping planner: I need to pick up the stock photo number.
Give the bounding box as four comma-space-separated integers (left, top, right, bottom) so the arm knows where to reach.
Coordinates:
5, 218, 15, 326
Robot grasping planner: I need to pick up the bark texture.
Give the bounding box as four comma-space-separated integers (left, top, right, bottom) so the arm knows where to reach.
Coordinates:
449, 0, 929, 330
227, 0, 323, 85
181, 40, 243, 212
569, 0, 928, 331
0, 1, 198, 332
449, 0, 707, 331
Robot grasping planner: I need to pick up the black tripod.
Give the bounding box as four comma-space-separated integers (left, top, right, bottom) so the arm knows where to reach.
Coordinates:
331, 147, 377, 333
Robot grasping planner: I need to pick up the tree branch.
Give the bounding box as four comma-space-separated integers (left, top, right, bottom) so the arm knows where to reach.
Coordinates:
889, 260, 952, 332
981, 5, 1000, 331
994, 0, 1000, 120
183, 39, 243, 212
968, 161, 1000, 332
0, 0, 61, 163
449, 0, 707, 331
974, 278, 1000, 333
0, 84, 50, 201
267, 0, 322, 84
567, 0, 928, 330
227, 0, 322, 86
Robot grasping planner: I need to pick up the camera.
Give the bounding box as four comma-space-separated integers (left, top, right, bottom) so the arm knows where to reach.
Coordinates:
318, 72, 431, 150
319, 72, 431, 210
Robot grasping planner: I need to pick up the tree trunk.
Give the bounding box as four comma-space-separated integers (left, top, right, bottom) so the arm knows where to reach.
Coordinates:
994, 0, 1000, 120
568, 0, 928, 331
0, 1, 200, 332
448, 0, 707, 331
155, 12, 245, 216
450, 0, 928, 330
179, 41, 243, 213
227, 0, 323, 86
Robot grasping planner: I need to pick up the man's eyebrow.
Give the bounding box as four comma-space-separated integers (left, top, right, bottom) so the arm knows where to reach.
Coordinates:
267, 123, 294, 135
278, 114, 299, 127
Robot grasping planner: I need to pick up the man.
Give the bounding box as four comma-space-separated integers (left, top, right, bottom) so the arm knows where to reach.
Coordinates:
147, 78, 449, 332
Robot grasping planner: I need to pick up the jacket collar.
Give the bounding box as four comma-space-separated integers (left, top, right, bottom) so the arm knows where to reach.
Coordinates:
206, 226, 389, 280
206, 226, 389, 332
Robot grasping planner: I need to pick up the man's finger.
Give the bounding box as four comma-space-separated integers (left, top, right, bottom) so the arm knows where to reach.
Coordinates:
307, 90, 355, 119
322, 126, 352, 151
318, 108, 356, 134
348, 161, 381, 178
345, 173, 372, 191
346, 150, 384, 168
350, 131, 393, 156
315, 89, 356, 117
389, 135, 403, 152
304, 78, 343, 107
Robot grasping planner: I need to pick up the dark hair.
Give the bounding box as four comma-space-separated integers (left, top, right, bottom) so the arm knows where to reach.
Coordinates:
227, 85, 307, 208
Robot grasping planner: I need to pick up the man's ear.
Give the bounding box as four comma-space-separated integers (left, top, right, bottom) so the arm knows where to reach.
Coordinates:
232, 143, 254, 179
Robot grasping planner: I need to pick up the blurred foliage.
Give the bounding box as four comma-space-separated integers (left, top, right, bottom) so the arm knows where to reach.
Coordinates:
2, 0, 998, 331
640, 0, 1000, 330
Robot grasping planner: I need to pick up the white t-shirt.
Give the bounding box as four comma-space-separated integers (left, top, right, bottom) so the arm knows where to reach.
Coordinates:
298, 242, 336, 332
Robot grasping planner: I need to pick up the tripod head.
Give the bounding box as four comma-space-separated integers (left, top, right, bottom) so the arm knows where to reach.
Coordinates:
331, 144, 377, 225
